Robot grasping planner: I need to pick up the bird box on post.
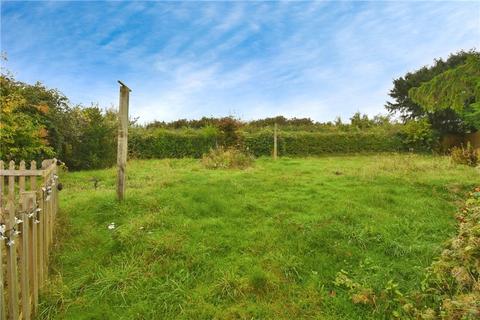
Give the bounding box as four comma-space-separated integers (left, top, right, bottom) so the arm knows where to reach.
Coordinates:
117, 80, 131, 201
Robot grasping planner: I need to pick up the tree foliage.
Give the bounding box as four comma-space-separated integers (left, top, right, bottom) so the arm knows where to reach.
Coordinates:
409, 55, 480, 131
0, 73, 55, 161
386, 50, 479, 134
0, 62, 117, 169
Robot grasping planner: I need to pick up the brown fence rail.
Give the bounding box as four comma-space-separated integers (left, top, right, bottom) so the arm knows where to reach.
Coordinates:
0, 159, 59, 320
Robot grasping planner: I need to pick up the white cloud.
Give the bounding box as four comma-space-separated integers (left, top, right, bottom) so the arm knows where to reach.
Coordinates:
2, 1, 479, 124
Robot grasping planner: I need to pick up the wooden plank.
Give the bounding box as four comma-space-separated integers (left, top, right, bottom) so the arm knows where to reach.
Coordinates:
41, 161, 49, 274
29, 194, 38, 315
273, 123, 278, 160
0, 170, 44, 177
20, 193, 30, 320
29, 160, 38, 314
6, 161, 19, 320
30, 161, 37, 192
0, 221, 6, 320
7, 199, 19, 320
18, 161, 25, 195
0, 160, 4, 210
37, 191, 44, 288
117, 82, 130, 201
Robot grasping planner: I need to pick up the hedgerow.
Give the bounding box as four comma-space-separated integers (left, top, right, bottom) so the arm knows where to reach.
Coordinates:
245, 130, 404, 156
128, 129, 405, 159
128, 127, 218, 159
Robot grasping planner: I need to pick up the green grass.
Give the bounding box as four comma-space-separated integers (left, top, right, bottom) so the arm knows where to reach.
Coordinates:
39, 154, 479, 319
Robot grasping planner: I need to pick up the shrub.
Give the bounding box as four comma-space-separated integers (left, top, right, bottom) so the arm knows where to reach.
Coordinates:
201, 147, 254, 169
451, 142, 479, 167
400, 118, 436, 152
216, 117, 243, 148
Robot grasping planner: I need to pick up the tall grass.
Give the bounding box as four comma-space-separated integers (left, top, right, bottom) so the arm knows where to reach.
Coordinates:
39, 154, 478, 319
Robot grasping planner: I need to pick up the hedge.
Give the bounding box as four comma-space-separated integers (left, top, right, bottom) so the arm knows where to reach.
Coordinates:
244, 130, 403, 156
129, 128, 404, 159
129, 128, 218, 159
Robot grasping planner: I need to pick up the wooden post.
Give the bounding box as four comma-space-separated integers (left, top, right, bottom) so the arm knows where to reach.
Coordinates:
0, 160, 4, 209
0, 231, 5, 320
20, 192, 31, 320
273, 123, 278, 160
6, 161, 18, 320
0, 161, 4, 320
116, 81, 131, 201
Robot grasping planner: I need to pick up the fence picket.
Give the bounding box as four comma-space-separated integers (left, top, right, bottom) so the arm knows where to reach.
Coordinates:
0, 236, 5, 320
20, 193, 30, 320
6, 160, 19, 320
0, 160, 4, 320
0, 160, 4, 209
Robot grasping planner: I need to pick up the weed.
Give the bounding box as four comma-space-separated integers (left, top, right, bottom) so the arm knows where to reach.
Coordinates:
451, 142, 479, 167
201, 147, 254, 169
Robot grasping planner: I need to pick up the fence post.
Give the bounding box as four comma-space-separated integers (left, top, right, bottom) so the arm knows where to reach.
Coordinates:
273, 123, 278, 160
117, 81, 131, 201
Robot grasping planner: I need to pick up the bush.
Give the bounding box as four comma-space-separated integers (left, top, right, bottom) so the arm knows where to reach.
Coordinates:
451, 142, 479, 166
216, 117, 243, 148
400, 119, 436, 152
201, 147, 254, 169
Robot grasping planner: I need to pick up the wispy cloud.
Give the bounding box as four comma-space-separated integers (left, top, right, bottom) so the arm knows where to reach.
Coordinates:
1, 1, 479, 123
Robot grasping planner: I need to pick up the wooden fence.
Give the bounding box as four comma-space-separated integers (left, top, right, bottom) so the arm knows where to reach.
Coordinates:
441, 131, 480, 151
0, 159, 59, 320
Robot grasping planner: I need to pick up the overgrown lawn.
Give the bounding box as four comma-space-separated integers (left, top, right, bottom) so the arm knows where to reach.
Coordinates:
39, 154, 479, 319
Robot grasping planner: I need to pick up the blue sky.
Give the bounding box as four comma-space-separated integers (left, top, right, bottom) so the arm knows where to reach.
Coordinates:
1, 1, 479, 123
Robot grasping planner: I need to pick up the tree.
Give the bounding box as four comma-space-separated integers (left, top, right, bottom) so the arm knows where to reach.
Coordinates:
409, 55, 480, 132
0, 74, 55, 161
386, 50, 479, 133
1, 56, 118, 169
350, 112, 374, 130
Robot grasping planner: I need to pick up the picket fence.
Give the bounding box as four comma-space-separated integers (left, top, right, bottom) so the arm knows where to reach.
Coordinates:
0, 159, 59, 320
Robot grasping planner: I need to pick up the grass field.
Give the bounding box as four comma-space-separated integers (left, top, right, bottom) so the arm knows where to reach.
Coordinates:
39, 154, 479, 319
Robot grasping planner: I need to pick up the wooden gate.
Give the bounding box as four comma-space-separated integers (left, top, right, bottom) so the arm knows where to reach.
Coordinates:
0, 159, 59, 320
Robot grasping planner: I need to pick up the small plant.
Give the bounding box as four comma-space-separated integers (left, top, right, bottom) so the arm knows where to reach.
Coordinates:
451, 142, 479, 167
248, 269, 271, 294
201, 147, 254, 169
